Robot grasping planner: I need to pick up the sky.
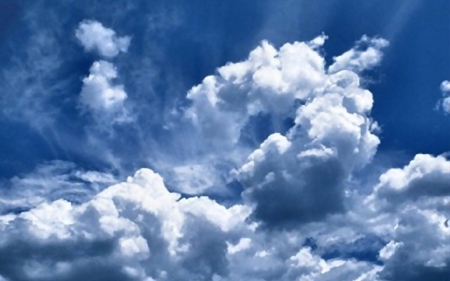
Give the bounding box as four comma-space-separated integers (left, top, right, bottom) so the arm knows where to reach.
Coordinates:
0, 0, 449, 280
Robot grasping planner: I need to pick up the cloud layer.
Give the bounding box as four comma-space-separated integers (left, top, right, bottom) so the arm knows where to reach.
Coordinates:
0, 15, 449, 281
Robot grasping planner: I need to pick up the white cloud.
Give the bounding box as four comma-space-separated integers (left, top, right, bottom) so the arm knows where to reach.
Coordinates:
376, 207, 450, 281
76, 20, 130, 58
441, 80, 450, 93
440, 80, 450, 113
180, 34, 387, 196
161, 37, 330, 194
443, 98, 450, 114
362, 154, 450, 280
308, 33, 329, 48
328, 36, 389, 74
235, 69, 379, 228
79, 60, 131, 123
0, 168, 250, 281
185, 37, 327, 150
5, 28, 450, 281
0, 166, 389, 281
372, 154, 450, 205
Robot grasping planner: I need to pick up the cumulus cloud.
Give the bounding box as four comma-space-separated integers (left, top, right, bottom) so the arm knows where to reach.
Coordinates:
76, 20, 130, 58
179, 34, 379, 195
440, 80, 450, 113
163, 37, 329, 194
362, 154, 450, 280
185, 37, 327, 150
377, 208, 450, 281
3, 27, 449, 281
238, 71, 379, 228
372, 154, 450, 205
0, 169, 250, 281
79, 60, 130, 122
185, 35, 381, 227
0, 168, 387, 281
441, 80, 450, 92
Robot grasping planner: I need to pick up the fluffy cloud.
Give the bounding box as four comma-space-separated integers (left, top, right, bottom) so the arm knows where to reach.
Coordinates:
377, 208, 450, 281
363, 154, 450, 280
372, 154, 450, 205
440, 80, 450, 113
441, 81, 450, 92
186, 36, 327, 150
180, 34, 381, 198
163, 36, 329, 194
187, 36, 380, 228
79, 60, 130, 121
76, 20, 130, 58
238, 71, 378, 228
0, 169, 250, 281
3, 27, 450, 281
0, 168, 388, 281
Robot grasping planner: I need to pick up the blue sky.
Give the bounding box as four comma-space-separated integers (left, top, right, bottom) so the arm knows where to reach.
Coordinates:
0, 1, 450, 280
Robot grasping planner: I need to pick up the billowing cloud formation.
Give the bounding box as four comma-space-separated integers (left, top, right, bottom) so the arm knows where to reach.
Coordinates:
177, 37, 330, 194
76, 20, 130, 58
0, 168, 385, 281
0, 169, 249, 281
237, 69, 378, 228
2, 28, 450, 281
366, 154, 450, 281
440, 80, 450, 113
186, 36, 327, 150
185, 35, 379, 227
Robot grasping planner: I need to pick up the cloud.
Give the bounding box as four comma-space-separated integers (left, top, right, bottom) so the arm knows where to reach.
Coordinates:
2, 8, 448, 279
0, 160, 117, 215
185, 38, 326, 150
328, 36, 389, 74
0, 168, 250, 281
0, 168, 388, 281
377, 209, 450, 281
75, 20, 130, 58
237, 71, 379, 228
79, 60, 130, 122
362, 154, 450, 280
440, 80, 450, 113
441, 80, 450, 92
160, 37, 329, 194
185, 37, 380, 228
174, 35, 335, 194
372, 154, 450, 205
